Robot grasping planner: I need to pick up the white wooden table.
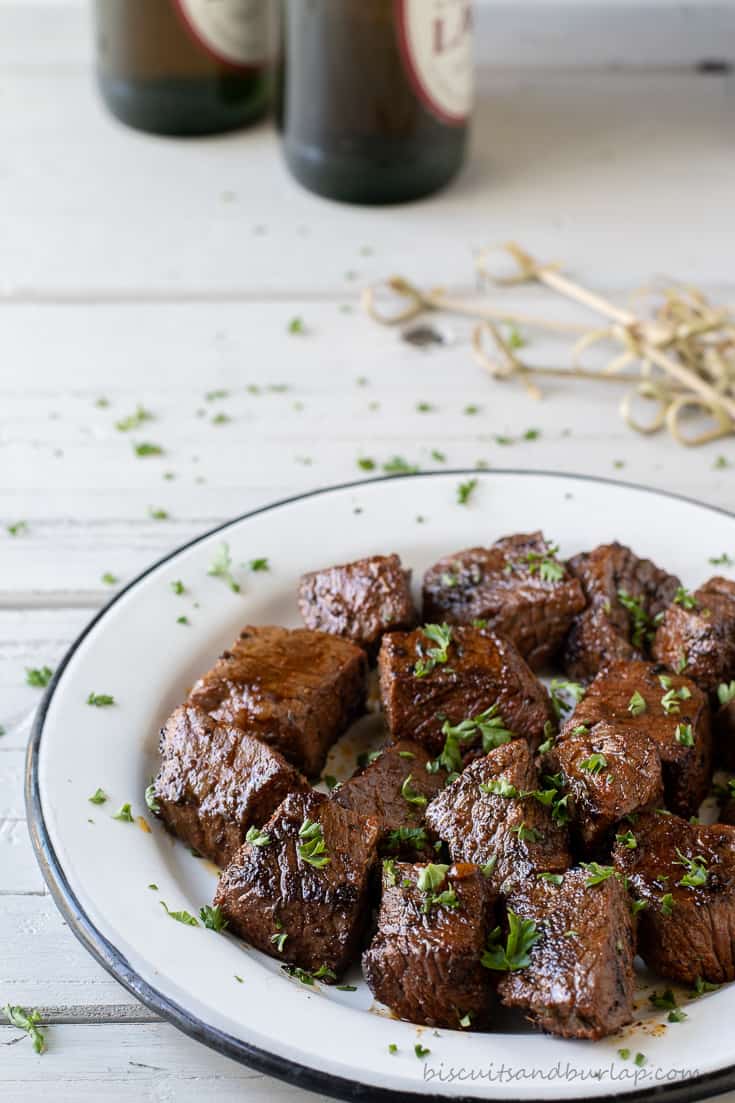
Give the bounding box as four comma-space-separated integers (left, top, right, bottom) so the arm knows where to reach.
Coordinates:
2, 2, 735, 1099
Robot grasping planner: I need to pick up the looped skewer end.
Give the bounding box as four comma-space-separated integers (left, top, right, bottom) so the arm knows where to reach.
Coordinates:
361, 277, 427, 326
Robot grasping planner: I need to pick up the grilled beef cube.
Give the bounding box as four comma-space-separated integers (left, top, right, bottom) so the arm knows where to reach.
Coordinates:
332, 741, 447, 859
422, 533, 586, 670
214, 790, 379, 977
298, 554, 417, 659
425, 740, 570, 894
497, 868, 635, 1040
548, 722, 663, 855
560, 661, 711, 817
362, 861, 495, 1028
614, 810, 735, 984
653, 577, 735, 696
563, 542, 681, 681
153, 705, 309, 867
378, 625, 552, 758
188, 625, 367, 778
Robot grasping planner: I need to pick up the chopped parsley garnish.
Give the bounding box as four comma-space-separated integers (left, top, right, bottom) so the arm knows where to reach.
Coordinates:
6, 521, 28, 537
616, 830, 637, 849
580, 862, 618, 887
617, 589, 653, 648
383, 859, 398, 886
87, 692, 115, 708
133, 442, 163, 457
383, 456, 419, 475
101, 572, 118, 585
675, 722, 695, 747
288, 317, 305, 335
357, 457, 376, 471
388, 1043, 398, 1054
710, 552, 734, 567
160, 901, 199, 925
635, 1053, 647, 1068
480, 858, 497, 878
675, 652, 689, 674
149, 507, 168, 520
211, 412, 231, 425
4, 1005, 46, 1054
674, 586, 698, 610
144, 782, 160, 814
549, 679, 585, 719
431, 449, 447, 462
413, 623, 453, 678
618, 1049, 631, 1061
674, 849, 708, 889
660, 892, 675, 916
538, 872, 564, 885
246, 825, 270, 847
113, 803, 133, 822
520, 544, 564, 583
718, 681, 735, 706
482, 909, 539, 971
297, 819, 330, 868
661, 688, 683, 715
668, 1007, 688, 1023
384, 827, 428, 853
26, 666, 53, 688
336, 984, 357, 992
429, 705, 513, 774
416, 863, 459, 913
649, 988, 678, 1011
512, 821, 542, 843
691, 976, 720, 997
170, 580, 186, 595
631, 899, 648, 916
205, 389, 229, 401
400, 774, 427, 807
416, 401, 434, 413
88, 788, 107, 805
415, 1043, 431, 1058
208, 542, 240, 593
579, 752, 608, 775
249, 558, 269, 572
200, 905, 228, 932
457, 478, 477, 506
177, 615, 190, 625
628, 690, 647, 716
115, 405, 154, 432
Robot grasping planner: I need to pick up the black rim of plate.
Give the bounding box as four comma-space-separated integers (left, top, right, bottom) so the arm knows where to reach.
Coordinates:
25, 469, 735, 1103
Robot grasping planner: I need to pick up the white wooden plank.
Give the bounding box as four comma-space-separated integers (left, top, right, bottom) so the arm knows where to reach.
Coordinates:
1, 64, 734, 297
0, 1021, 328, 1103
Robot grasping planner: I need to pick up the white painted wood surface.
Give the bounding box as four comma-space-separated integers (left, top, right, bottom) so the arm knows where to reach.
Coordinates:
2, 3, 735, 1099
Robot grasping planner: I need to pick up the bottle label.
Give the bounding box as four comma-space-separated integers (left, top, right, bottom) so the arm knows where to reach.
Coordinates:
173, 0, 274, 69
395, 0, 474, 124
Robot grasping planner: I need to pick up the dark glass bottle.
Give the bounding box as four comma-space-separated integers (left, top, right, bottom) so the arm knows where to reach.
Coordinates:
94, 0, 274, 136
278, 0, 474, 205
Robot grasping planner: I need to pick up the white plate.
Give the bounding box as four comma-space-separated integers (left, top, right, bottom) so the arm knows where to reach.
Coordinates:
27, 471, 735, 1103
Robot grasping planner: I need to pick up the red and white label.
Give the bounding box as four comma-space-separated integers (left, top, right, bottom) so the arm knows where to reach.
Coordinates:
173, 0, 274, 69
396, 0, 474, 124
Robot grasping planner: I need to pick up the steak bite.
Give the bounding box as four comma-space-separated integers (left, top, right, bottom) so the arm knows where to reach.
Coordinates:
548, 722, 663, 855
422, 532, 586, 670
497, 868, 636, 1040
425, 740, 570, 894
188, 625, 367, 778
332, 740, 447, 859
153, 705, 309, 867
653, 577, 735, 695
362, 861, 495, 1029
563, 542, 681, 681
214, 790, 379, 977
378, 624, 552, 758
298, 554, 417, 658
560, 660, 712, 818
614, 810, 735, 985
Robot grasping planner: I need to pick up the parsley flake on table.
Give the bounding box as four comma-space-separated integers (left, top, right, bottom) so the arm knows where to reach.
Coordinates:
160, 901, 199, 926
26, 666, 53, 688
463, 404, 480, 416
357, 457, 376, 471
205, 389, 229, 401
133, 442, 163, 457
457, 478, 477, 505
115, 405, 154, 432
208, 542, 241, 593
88, 788, 107, 805
176, 616, 190, 625
101, 572, 119, 585
200, 905, 228, 932
4, 1005, 46, 1054
6, 520, 28, 536
148, 507, 169, 521
431, 449, 447, 463
383, 456, 419, 475
87, 692, 115, 708
249, 558, 269, 572
287, 316, 305, 335
211, 412, 231, 425
113, 803, 134, 822
523, 427, 540, 440
482, 909, 540, 971
416, 401, 434, 413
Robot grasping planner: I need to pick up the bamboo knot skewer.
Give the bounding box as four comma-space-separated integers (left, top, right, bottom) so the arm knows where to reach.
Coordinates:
363, 243, 735, 447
